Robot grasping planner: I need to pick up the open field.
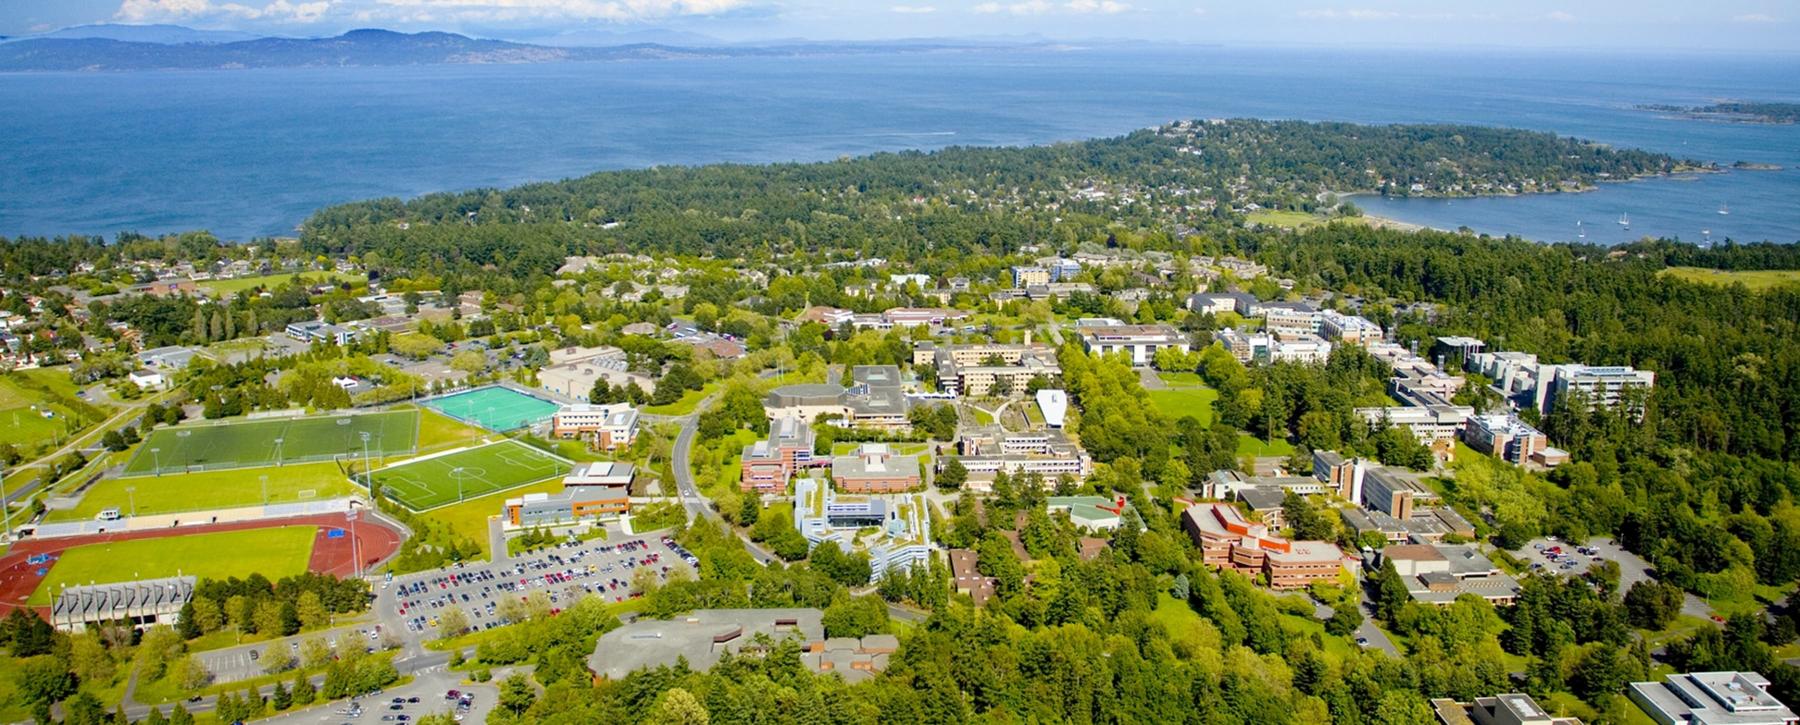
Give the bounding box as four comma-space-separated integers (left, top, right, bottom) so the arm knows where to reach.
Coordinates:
1147, 386, 1218, 425
197, 271, 360, 296
1245, 209, 1324, 229
414, 407, 490, 450
28, 526, 317, 605
1660, 266, 1800, 291
0, 368, 109, 449
370, 439, 572, 511
123, 410, 418, 475
642, 380, 721, 416
1237, 435, 1295, 457
44, 462, 356, 522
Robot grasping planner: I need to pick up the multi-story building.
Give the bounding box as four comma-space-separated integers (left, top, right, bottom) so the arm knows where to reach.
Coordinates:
1256, 302, 1323, 338
1215, 328, 1272, 364
550, 403, 640, 451
502, 488, 631, 528
50, 576, 195, 632
1320, 310, 1384, 345
285, 319, 357, 346
914, 341, 1060, 397
762, 365, 913, 431
1462, 414, 1560, 467
794, 476, 934, 583
1314, 450, 1360, 500
564, 461, 636, 491
945, 427, 1091, 489
1552, 365, 1656, 417
1361, 466, 1436, 519
1011, 266, 1051, 288
831, 443, 922, 493
1187, 292, 1258, 317
1075, 319, 1188, 367
1356, 404, 1473, 450
1046, 495, 1132, 531
741, 416, 817, 492
1182, 503, 1346, 589
1270, 333, 1333, 364
1430, 693, 1584, 725
1629, 672, 1797, 725
538, 347, 657, 402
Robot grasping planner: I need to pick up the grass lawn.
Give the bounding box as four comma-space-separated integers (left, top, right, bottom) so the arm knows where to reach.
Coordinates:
370, 439, 571, 511
968, 405, 995, 425
643, 381, 721, 416
45, 462, 356, 522
1157, 372, 1206, 386
1660, 266, 1800, 291
419, 478, 561, 558
1246, 209, 1325, 229
124, 410, 419, 475
1236, 434, 1295, 457
414, 407, 490, 450
1146, 386, 1219, 425
197, 271, 360, 296
29, 526, 317, 605
0, 368, 109, 449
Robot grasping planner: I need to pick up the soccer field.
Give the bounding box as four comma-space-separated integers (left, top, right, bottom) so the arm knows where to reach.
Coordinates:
43, 463, 357, 522
123, 410, 419, 476
368, 440, 573, 511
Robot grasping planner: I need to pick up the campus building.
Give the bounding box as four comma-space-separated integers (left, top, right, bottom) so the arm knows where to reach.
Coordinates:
1462, 414, 1566, 467
1182, 503, 1346, 589
1430, 693, 1583, 725
564, 461, 636, 491
1381, 544, 1522, 606
50, 576, 196, 632
1320, 310, 1384, 345
550, 403, 640, 451
1468, 351, 1655, 418
913, 341, 1060, 397
1628, 671, 1797, 725
762, 365, 912, 431
285, 319, 358, 346
949, 549, 998, 606
1361, 466, 1436, 520
585, 608, 897, 684
740, 416, 817, 492
537, 347, 657, 403
1074, 319, 1188, 367
944, 427, 1091, 490
1256, 302, 1323, 338
830, 443, 922, 493
794, 476, 934, 583
502, 488, 630, 528
1046, 495, 1132, 531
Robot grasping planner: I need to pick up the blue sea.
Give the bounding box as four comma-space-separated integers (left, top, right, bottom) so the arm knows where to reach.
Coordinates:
1, 46, 1796, 243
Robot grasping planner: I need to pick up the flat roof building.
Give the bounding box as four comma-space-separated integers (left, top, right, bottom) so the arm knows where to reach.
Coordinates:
1075, 321, 1188, 368
51, 576, 196, 632
1382, 543, 1521, 606
1182, 503, 1346, 590
551, 403, 640, 451
831, 443, 922, 493
741, 416, 817, 492
1046, 495, 1131, 531
1629, 671, 1797, 725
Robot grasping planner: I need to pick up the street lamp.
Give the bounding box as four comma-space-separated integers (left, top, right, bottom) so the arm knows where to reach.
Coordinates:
1, 464, 12, 544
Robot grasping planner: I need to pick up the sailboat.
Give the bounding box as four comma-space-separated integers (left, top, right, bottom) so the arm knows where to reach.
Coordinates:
1618, 213, 1630, 229
1576, 220, 1585, 239
1718, 203, 1730, 216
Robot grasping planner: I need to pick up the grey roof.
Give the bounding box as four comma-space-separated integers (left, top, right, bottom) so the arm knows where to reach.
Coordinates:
587, 608, 824, 680
52, 575, 195, 625
1236, 486, 1288, 512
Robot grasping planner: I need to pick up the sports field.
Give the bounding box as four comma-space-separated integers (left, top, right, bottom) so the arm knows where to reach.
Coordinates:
43, 463, 357, 523
28, 526, 317, 605
422, 386, 560, 432
368, 440, 572, 511
123, 410, 419, 476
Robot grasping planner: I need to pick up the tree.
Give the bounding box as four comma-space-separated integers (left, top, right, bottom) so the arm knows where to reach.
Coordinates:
271, 680, 292, 711
261, 647, 296, 674
4, 608, 56, 656
498, 674, 536, 715
1624, 580, 1684, 631
450, 350, 487, 374
651, 687, 710, 725
169, 704, 194, 725
1282, 490, 1333, 541
822, 595, 890, 638
438, 605, 470, 638
253, 600, 287, 638
938, 458, 967, 490
1171, 573, 1191, 601
170, 654, 211, 697
739, 494, 761, 526
16, 657, 78, 718
70, 631, 116, 684
190, 596, 223, 634
297, 590, 329, 630
291, 672, 316, 706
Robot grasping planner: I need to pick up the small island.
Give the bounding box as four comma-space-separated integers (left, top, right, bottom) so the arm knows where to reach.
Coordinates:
1638, 101, 1800, 125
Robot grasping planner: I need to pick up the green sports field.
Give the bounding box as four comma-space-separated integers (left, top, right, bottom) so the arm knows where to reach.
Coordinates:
29, 526, 317, 605
43, 463, 357, 523
123, 410, 419, 476
368, 440, 573, 511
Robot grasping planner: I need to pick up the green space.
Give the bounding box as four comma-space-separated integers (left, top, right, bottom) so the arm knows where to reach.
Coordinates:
28, 526, 317, 605
424, 477, 561, 559
421, 386, 559, 432
0, 368, 109, 449
1660, 266, 1800, 291
197, 270, 361, 296
642, 380, 720, 416
1236, 434, 1295, 457
413, 407, 489, 450
123, 410, 419, 475
369, 439, 572, 511
1245, 209, 1324, 229
1146, 386, 1219, 425
44, 462, 356, 522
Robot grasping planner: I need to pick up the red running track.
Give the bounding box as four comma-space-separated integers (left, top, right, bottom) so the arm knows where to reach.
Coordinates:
0, 511, 404, 616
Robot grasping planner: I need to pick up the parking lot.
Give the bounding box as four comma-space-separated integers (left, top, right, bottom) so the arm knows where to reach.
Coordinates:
257, 666, 494, 725
199, 625, 393, 684
1514, 536, 1715, 621
379, 531, 699, 639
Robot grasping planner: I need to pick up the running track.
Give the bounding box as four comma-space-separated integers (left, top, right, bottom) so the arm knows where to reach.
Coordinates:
0, 512, 404, 616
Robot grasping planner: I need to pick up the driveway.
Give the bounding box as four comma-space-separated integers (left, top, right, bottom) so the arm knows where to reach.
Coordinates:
1312, 595, 1400, 657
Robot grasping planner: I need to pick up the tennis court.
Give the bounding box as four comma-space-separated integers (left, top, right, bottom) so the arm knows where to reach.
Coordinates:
122, 410, 419, 476
422, 386, 560, 432
367, 439, 573, 511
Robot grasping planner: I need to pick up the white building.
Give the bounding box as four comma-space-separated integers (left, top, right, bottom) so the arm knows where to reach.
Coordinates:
1629, 671, 1797, 725
551, 403, 640, 450
1035, 389, 1069, 428
128, 369, 166, 390
1074, 319, 1188, 367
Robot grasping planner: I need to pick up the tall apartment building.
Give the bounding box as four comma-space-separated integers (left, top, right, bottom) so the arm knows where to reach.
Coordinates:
1182, 503, 1346, 589
1011, 266, 1051, 288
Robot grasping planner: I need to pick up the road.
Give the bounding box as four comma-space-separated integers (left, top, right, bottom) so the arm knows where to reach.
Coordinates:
669, 386, 778, 565
1311, 596, 1400, 658
2, 389, 178, 514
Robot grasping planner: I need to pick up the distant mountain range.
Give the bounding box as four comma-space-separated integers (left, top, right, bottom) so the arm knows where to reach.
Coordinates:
0, 26, 1032, 72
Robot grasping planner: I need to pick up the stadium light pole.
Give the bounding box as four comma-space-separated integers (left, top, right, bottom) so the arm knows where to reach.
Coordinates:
347, 508, 360, 579
125, 486, 136, 517
259, 475, 268, 506
150, 448, 161, 477
1, 464, 12, 544
453, 467, 466, 503
273, 438, 284, 467
360, 431, 375, 502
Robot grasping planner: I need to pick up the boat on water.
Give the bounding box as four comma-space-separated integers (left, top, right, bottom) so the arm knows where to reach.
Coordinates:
1618, 213, 1630, 228
1718, 203, 1730, 216
1576, 220, 1585, 239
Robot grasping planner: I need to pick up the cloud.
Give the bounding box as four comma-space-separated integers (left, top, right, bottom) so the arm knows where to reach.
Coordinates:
890, 4, 935, 13
116, 0, 335, 22
1731, 13, 1781, 23
1544, 10, 1574, 22
1064, 0, 1128, 13
1296, 8, 1397, 20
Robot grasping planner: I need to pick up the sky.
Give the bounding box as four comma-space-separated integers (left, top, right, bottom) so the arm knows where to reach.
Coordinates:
2, 0, 1796, 51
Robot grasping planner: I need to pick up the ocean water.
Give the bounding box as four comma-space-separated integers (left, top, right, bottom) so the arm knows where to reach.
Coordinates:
0, 46, 1795, 243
